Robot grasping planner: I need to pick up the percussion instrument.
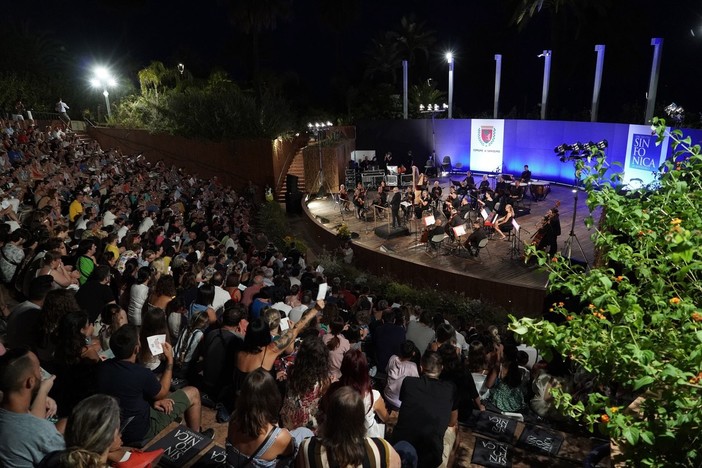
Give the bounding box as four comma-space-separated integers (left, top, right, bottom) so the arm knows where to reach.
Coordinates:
529, 181, 551, 201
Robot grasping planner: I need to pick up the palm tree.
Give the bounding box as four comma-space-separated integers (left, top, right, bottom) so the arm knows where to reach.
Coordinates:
409, 82, 446, 118
392, 16, 436, 67
138, 61, 177, 102
511, 0, 611, 35
220, 0, 293, 85
364, 31, 402, 85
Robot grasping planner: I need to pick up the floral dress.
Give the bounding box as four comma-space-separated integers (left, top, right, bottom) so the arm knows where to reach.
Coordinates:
280, 382, 325, 433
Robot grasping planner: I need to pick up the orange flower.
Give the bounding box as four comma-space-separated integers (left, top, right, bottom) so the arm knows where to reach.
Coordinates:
558, 302, 565, 307
551, 257, 558, 263
588, 304, 595, 310
671, 218, 682, 225
637, 231, 644, 236
601, 414, 610, 423
670, 297, 681, 305
615, 276, 624, 282
692, 312, 702, 322
566, 315, 574, 321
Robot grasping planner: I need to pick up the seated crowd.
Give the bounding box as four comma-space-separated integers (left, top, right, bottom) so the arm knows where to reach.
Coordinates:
0, 118, 591, 468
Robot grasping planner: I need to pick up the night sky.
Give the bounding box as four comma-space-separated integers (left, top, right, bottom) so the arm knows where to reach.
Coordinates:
4, 0, 702, 123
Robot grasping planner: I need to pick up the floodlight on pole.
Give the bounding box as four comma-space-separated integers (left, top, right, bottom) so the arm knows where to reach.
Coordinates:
90, 66, 117, 120
446, 52, 454, 119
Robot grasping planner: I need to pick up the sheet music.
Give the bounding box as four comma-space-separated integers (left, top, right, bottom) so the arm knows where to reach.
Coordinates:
512, 219, 520, 233
423, 215, 435, 226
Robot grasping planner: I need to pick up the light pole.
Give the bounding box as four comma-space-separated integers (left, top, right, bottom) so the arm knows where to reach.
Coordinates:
538, 50, 552, 120
307, 121, 333, 197
446, 52, 454, 119
419, 103, 448, 155
90, 66, 117, 120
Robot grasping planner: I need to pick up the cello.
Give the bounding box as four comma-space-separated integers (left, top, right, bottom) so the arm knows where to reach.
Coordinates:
531, 200, 560, 246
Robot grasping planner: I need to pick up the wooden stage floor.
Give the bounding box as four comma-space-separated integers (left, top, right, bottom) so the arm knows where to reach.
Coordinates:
303, 178, 598, 315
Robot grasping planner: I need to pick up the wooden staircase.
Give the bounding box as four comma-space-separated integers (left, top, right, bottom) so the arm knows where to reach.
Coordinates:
277, 149, 306, 202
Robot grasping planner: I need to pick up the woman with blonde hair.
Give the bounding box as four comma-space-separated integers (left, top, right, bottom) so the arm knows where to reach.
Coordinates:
39, 394, 163, 467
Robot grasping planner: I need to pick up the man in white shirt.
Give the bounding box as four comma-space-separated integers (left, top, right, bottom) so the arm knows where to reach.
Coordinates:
210, 272, 230, 312
56, 98, 70, 126
138, 211, 154, 235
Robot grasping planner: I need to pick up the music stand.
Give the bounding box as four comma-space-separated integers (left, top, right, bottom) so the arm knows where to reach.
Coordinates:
508, 219, 521, 259
423, 215, 436, 254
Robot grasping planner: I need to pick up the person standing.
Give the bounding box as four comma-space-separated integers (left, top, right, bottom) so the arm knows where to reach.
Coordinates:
390, 187, 401, 228
538, 208, 561, 257
391, 351, 459, 468
55, 98, 70, 127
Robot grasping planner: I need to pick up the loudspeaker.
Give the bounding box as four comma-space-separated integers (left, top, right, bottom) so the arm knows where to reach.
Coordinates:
374, 225, 410, 239
286, 174, 299, 193
285, 191, 303, 214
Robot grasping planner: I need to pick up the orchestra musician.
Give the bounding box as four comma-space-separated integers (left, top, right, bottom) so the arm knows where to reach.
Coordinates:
509, 179, 525, 202
466, 221, 487, 257
464, 171, 476, 189
353, 182, 367, 220
431, 180, 442, 201
414, 189, 431, 220
372, 181, 388, 218
443, 187, 459, 219
446, 208, 464, 241
401, 186, 414, 219
494, 204, 515, 240
536, 207, 561, 256
339, 184, 351, 211
457, 196, 472, 219
479, 174, 490, 193
430, 180, 442, 212
495, 175, 508, 196
520, 165, 532, 183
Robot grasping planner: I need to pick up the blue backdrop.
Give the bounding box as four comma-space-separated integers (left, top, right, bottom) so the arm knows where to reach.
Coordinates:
356, 119, 702, 185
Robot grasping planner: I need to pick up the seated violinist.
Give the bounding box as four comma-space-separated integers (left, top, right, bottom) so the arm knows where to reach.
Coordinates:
466, 221, 487, 256
339, 184, 351, 211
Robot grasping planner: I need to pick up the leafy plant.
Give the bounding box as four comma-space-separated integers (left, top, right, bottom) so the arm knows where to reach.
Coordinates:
510, 117, 702, 467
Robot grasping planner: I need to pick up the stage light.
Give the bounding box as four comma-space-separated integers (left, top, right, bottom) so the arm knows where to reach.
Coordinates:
89, 66, 117, 120
445, 52, 454, 63
419, 104, 425, 111
571, 142, 584, 153
596, 139, 608, 150
326, 121, 333, 127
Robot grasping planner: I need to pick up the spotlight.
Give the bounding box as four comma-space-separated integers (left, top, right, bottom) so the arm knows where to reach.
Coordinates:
571, 142, 584, 153
664, 102, 685, 123
554, 144, 572, 155
419, 104, 425, 111
596, 139, 608, 150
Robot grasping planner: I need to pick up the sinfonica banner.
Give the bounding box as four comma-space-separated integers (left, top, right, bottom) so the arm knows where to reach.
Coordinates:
470, 119, 505, 173
623, 124, 669, 187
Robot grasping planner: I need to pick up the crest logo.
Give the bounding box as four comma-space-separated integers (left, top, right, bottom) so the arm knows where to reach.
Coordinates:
479, 126, 496, 146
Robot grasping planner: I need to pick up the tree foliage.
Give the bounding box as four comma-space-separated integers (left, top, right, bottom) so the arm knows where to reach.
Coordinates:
113, 67, 294, 140
510, 118, 702, 466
